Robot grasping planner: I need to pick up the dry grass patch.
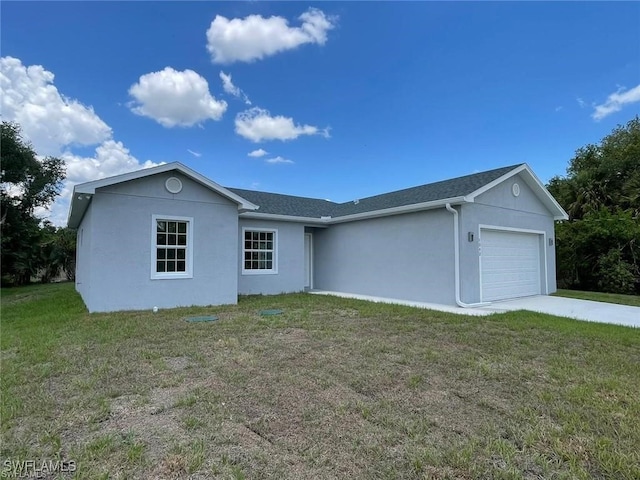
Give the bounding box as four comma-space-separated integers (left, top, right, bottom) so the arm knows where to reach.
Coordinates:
1, 283, 639, 479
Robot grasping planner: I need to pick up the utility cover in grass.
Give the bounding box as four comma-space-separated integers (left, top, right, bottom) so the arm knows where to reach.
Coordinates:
259, 309, 284, 316
185, 315, 219, 323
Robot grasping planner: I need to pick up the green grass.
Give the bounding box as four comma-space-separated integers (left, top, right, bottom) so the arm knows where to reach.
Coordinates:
2, 283, 639, 479
554, 288, 640, 307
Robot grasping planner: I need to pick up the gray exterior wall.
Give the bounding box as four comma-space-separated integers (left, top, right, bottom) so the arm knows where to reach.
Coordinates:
75, 199, 93, 308
76, 172, 239, 312
237, 219, 306, 295
459, 173, 558, 303
313, 210, 457, 305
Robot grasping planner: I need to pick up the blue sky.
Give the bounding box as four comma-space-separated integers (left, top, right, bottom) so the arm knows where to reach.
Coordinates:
2, 1, 639, 225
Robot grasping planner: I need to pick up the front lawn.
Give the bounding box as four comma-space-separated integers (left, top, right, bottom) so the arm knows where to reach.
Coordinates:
1, 283, 639, 479
553, 288, 640, 307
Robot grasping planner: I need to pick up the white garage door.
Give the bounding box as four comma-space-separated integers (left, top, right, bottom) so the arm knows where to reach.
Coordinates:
481, 229, 541, 302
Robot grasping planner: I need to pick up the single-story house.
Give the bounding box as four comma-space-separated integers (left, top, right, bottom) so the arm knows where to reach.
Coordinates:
67, 162, 568, 313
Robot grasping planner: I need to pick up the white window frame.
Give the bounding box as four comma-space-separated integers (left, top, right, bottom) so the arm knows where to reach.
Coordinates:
151, 214, 194, 280
242, 227, 278, 275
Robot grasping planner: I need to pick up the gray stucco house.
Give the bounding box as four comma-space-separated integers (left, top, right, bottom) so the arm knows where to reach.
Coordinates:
67, 162, 568, 312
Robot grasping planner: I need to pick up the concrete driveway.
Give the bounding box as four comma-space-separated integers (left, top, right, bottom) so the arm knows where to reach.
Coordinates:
479, 295, 640, 328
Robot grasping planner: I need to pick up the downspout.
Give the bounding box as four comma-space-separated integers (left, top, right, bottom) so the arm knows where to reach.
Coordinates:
445, 203, 491, 308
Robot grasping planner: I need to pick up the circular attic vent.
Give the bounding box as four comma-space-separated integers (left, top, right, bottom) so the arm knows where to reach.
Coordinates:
512, 183, 520, 197
165, 177, 183, 194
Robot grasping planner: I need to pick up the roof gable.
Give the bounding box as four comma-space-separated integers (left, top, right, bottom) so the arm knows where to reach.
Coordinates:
68, 162, 258, 228
465, 164, 567, 220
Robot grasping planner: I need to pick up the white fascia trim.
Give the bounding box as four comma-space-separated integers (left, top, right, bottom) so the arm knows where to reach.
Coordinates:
465, 164, 568, 220
74, 162, 259, 211
239, 212, 329, 225
328, 196, 468, 224
240, 197, 468, 225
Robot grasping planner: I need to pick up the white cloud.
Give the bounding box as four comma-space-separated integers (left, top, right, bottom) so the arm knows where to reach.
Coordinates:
235, 107, 329, 142
0, 56, 162, 226
128, 67, 227, 127
187, 149, 202, 157
266, 156, 294, 164
592, 84, 640, 121
576, 97, 586, 108
219, 71, 251, 104
0, 56, 112, 156
39, 141, 161, 226
206, 8, 336, 64
248, 148, 268, 157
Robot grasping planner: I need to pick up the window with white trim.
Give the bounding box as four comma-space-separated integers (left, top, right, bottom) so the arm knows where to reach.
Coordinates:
242, 228, 277, 274
151, 215, 193, 279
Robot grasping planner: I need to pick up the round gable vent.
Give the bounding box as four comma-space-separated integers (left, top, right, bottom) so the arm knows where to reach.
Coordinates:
165, 177, 183, 194
512, 183, 520, 197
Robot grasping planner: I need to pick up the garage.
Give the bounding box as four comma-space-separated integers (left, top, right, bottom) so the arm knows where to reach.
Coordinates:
480, 229, 542, 302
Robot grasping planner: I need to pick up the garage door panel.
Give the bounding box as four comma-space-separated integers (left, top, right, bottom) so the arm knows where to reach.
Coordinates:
481, 230, 541, 302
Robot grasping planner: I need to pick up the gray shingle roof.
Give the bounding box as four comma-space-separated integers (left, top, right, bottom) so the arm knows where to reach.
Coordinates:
227, 188, 338, 218
229, 164, 522, 219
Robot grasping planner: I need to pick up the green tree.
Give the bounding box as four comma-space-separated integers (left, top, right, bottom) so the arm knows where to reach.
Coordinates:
548, 117, 640, 294
1, 122, 66, 286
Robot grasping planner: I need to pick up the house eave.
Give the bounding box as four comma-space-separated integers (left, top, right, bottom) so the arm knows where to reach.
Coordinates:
238, 197, 470, 225
328, 196, 469, 224
67, 191, 93, 229
239, 212, 330, 225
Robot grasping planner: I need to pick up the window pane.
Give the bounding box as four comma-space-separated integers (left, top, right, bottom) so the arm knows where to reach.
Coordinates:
243, 230, 276, 269
155, 219, 190, 275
